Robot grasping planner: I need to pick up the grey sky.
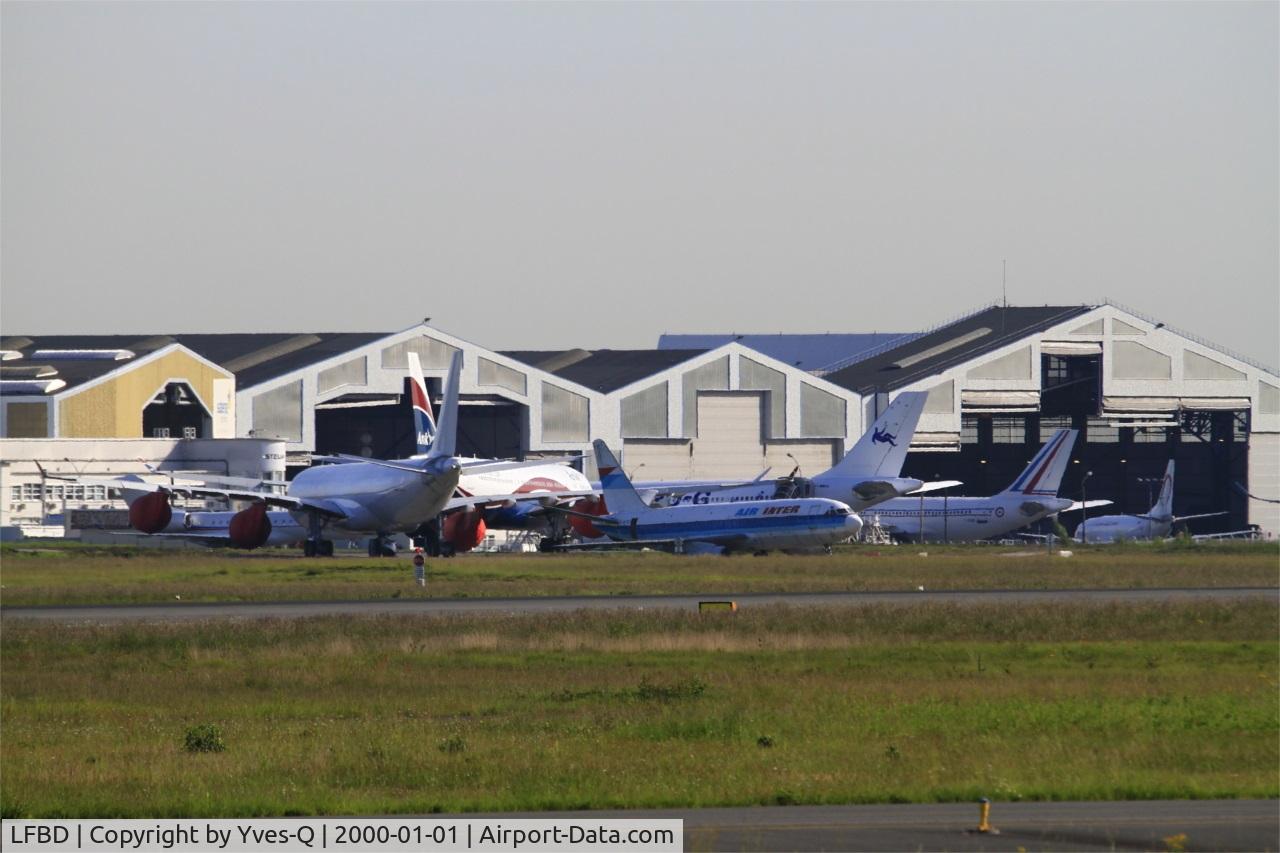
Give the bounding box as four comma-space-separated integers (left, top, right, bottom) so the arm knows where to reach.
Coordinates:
2, 2, 1276, 366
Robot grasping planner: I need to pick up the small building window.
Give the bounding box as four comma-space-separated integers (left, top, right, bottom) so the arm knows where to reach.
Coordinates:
992, 416, 1024, 444
1132, 427, 1169, 443
961, 416, 981, 445
152, 427, 171, 438
1039, 416, 1073, 442
1086, 418, 1119, 443
183, 426, 197, 439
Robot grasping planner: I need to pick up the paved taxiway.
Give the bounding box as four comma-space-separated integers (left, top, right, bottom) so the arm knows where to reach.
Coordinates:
2, 586, 1273, 623
453, 799, 1279, 851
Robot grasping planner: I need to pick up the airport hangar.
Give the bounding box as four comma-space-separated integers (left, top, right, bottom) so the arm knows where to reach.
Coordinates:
1, 300, 1276, 538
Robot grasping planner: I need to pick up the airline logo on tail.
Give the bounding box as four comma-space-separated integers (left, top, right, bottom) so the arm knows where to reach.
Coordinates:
1006, 429, 1076, 496
409, 363, 437, 455
872, 427, 898, 447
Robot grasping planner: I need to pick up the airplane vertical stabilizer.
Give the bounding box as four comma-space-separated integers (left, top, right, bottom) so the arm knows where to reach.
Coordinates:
407, 353, 437, 456
1152, 460, 1176, 519
425, 351, 462, 462
827, 391, 928, 478
592, 440, 650, 516
1002, 429, 1078, 497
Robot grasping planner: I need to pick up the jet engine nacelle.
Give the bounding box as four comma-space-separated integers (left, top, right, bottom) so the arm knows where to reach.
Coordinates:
228, 503, 273, 549
443, 508, 486, 553
483, 502, 540, 529
129, 490, 173, 534
568, 496, 608, 539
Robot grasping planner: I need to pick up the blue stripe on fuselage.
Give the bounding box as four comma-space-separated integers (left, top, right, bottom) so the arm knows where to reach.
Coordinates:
606, 513, 848, 540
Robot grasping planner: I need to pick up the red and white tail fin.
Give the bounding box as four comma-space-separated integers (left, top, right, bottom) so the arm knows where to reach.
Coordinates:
407, 353, 437, 456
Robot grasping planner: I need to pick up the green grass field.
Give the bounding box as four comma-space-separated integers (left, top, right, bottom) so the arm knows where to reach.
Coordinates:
2, 599, 1276, 817
1, 540, 1276, 606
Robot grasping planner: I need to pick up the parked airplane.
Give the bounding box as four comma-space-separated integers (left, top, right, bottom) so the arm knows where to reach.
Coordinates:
107, 475, 308, 548
866, 429, 1103, 542
659, 391, 945, 512
557, 440, 863, 554
74, 352, 493, 556
400, 355, 595, 553
1073, 461, 1225, 543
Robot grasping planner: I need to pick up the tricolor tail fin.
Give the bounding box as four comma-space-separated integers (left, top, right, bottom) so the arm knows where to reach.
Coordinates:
407, 353, 437, 456
592, 440, 649, 516
1002, 429, 1078, 497
1152, 460, 1176, 518
828, 391, 928, 478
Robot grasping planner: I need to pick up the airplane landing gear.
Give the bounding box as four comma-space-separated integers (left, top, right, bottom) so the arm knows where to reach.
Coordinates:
304, 539, 334, 557
303, 514, 333, 557
367, 535, 397, 557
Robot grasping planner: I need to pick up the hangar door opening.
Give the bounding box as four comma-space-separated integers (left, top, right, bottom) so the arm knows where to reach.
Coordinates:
623, 392, 837, 482
143, 382, 211, 439
315, 380, 526, 461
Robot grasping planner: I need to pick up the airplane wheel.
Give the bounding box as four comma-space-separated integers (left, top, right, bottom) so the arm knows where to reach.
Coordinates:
368, 539, 381, 558
538, 537, 556, 553
319, 540, 334, 557
380, 542, 398, 557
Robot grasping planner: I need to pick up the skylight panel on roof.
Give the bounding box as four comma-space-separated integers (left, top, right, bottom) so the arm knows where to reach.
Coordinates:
888, 328, 991, 369
30, 349, 135, 361
0, 379, 67, 394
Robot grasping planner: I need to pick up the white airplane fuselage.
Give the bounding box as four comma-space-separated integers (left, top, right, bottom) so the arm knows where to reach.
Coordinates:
603, 499, 864, 552
1073, 515, 1172, 543
457, 461, 593, 530
667, 474, 926, 513
869, 494, 1075, 542
287, 460, 460, 535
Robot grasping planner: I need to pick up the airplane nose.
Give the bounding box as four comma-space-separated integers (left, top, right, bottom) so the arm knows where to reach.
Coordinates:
845, 513, 864, 538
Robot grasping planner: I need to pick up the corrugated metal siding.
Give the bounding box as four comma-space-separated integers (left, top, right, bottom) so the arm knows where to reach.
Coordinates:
1113, 341, 1171, 380
681, 356, 729, 437
967, 346, 1032, 380
381, 336, 460, 370
318, 356, 367, 394
252, 380, 303, 442
799, 382, 845, 437
541, 383, 589, 442
1248, 432, 1279, 537
5, 402, 48, 438
739, 356, 786, 438
1184, 350, 1246, 381
478, 358, 527, 396
621, 382, 668, 438
1261, 382, 1280, 415
924, 380, 954, 414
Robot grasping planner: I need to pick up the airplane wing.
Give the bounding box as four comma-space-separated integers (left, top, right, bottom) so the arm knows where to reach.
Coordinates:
907, 480, 964, 494
1171, 511, 1229, 523
60, 474, 347, 519
444, 489, 600, 513
1062, 500, 1114, 513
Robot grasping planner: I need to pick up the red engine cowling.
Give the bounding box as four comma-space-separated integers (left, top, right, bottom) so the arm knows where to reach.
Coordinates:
228, 503, 273, 549
128, 491, 173, 534
567, 496, 608, 539
443, 509, 487, 553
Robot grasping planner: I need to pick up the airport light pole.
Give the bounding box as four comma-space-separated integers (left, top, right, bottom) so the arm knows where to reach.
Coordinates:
62, 458, 86, 534
1080, 470, 1094, 544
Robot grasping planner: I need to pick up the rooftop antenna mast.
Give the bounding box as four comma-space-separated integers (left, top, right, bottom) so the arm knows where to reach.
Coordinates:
1001, 259, 1007, 336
